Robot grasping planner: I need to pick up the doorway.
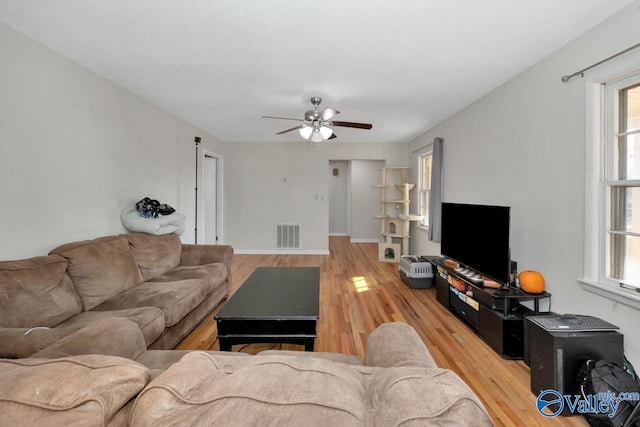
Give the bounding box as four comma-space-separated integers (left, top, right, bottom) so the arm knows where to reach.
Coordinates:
349, 160, 384, 242
328, 159, 384, 242
203, 152, 223, 244
329, 160, 349, 236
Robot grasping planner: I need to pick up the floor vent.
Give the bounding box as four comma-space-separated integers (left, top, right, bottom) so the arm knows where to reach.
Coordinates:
275, 224, 301, 249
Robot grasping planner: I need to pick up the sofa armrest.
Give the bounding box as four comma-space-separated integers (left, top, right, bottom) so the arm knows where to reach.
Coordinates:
364, 322, 437, 368
0, 327, 68, 358
180, 244, 233, 285
31, 317, 147, 360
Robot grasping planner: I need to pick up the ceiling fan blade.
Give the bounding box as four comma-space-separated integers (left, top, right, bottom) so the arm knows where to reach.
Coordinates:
328, 132, 337, 140
262, 115, 304, 122
276, 125, 304, 135
330, 121, 373, 130
321, 107, 339, 121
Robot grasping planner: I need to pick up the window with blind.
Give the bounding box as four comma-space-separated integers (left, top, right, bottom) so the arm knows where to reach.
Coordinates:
418, 151, 433, 229
604, 74, 640, 292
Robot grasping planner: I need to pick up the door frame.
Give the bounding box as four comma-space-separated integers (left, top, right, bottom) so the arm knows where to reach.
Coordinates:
201, 150, 224, 244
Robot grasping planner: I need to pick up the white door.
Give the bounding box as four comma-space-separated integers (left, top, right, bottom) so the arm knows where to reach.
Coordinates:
203, 155, 218, 244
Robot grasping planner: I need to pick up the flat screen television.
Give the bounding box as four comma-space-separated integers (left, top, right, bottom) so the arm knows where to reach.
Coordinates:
440, 202, 511, 286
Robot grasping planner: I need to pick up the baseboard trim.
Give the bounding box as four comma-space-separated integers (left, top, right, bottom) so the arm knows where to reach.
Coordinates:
234, 249, 330, 255
349, 238, 379, 243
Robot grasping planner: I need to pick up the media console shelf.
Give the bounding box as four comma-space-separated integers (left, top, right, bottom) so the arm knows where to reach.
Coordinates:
426, 257, 551, 359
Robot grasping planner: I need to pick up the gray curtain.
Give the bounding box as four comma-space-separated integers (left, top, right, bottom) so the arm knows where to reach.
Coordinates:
428, 137, 443, 242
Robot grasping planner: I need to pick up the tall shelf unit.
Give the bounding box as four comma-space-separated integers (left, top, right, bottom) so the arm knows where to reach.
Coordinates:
375, 167, 421, 262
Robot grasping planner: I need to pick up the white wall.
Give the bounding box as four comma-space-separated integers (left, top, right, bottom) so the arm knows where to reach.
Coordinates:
224, 142, 407, 253
223, 141, 330, 253
0, 23, 225, 259
408, 3, 640, 365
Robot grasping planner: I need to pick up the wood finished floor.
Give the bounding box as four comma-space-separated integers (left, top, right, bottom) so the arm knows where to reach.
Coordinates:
177, 237, 587, 427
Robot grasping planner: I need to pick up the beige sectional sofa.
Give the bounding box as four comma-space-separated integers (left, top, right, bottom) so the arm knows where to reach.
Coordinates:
0, 321, 493, 426
0, 232, 232, 358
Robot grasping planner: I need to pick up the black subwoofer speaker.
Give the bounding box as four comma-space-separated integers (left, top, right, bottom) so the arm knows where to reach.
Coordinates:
523, 312, 557, 366
529, 322, 624, 397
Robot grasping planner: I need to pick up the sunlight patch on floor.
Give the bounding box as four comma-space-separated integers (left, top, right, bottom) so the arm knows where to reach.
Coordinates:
351, 276, 369, 293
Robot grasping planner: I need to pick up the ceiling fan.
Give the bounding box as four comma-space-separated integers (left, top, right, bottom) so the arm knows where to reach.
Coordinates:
262, 97, 373, 142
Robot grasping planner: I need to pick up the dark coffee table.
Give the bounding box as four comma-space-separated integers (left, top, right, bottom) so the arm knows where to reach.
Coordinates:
215, 267, 319, 351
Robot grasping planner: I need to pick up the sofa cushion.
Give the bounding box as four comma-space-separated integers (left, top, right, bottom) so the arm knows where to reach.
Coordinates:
0, 327, 69, 359
147, 263, 227, 294
135, 350, 250, 377
125, 232, 182, 281
0, 255, 82, 328
56, 307, 165, 347
31, 317, 148, 360
50, 236, 143, 311
0, 354, 149, 426
257, 350, 364, 366
91, 279, 208, 327
131, 352, 493, 426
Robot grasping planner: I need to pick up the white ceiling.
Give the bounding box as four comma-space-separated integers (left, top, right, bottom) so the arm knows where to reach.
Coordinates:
0, 0, 634, 143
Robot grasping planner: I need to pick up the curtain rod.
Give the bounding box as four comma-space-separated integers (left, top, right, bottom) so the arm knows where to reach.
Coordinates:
412, 137, 443, 154
412, 144, 431, 154
561, 42, 640, 82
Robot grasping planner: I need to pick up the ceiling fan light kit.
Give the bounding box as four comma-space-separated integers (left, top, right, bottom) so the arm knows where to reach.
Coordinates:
299, 126, 313, 139
263, 97, 372, 143
311, 131, 324, 143
319, 126, 333, 139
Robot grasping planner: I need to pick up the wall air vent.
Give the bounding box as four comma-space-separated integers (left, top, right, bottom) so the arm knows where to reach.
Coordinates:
275, 224, 301, 249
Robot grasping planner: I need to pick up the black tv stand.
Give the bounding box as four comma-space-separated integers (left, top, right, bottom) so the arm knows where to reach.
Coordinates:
426, 257, 551, 359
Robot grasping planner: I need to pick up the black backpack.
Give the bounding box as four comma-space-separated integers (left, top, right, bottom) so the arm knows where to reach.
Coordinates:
578, 358, 640, 427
